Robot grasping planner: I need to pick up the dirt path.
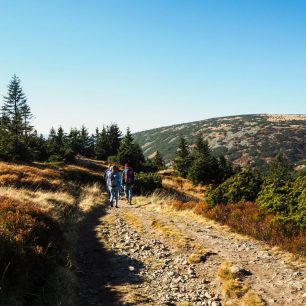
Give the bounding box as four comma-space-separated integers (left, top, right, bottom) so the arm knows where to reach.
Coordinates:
77, 194, 306, 306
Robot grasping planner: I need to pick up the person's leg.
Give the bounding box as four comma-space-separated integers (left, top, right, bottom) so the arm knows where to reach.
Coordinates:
129, 185, 133, 204
115, 187, 119, 207
110, 188, 114, 206
124, 185, 128, 201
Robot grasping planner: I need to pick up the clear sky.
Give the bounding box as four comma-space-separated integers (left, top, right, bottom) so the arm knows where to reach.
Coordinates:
0, 0, 305, 134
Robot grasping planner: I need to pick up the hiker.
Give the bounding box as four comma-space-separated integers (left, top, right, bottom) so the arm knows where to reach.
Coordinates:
104, 164, 112, 195
107, 165, 121, 208
121, 163, 134, 205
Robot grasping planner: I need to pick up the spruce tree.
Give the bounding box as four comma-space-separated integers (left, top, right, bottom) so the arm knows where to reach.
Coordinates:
1, 75, 32, 160
95, 126, 109, 160
174, 135, 190, 178
80, 125, 94, 157
107, 123, 122, 157
117, 128, 145, 171
187, 136, 216, 185
152, 150, 165, 170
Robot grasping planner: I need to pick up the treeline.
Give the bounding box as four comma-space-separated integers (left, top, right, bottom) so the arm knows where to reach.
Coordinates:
0, 75, 165, 171
173, 135, 236, 185
173, 134, 305, 229
206, 155, 305, 228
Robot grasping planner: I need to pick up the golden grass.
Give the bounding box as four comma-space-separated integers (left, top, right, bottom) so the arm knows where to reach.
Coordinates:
217, 261, 264, 306
78, 183, 104, 213
122, 210, 145, 234
0, 161, 106, 306
162, 175, 206, 201
0, 162, 63, 189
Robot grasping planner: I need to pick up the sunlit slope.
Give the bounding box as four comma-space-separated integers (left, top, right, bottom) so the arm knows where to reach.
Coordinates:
134, 114, 306, 168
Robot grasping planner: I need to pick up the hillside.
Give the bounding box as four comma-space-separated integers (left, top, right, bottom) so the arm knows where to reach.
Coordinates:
133, 114, 306, 168
1, 160, 305, 305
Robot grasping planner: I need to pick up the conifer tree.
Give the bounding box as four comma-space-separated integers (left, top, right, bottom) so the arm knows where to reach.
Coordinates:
174, 135, 190, 178
117, 128, 145, 171
152, 150, 165, 170
80, 125, 94, 157
107, 123, 122, 157
1, 75, 33, 160
95, 126, 109, 160
187, 136, 216, 185
265, 154, 293, 183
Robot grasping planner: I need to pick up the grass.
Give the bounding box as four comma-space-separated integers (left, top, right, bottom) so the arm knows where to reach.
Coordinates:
217, 261, 264, 306
0, 160, 105, 306
161, 175, 306, 258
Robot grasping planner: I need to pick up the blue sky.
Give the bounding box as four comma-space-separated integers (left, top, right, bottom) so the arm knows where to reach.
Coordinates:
0, 0, 305, 134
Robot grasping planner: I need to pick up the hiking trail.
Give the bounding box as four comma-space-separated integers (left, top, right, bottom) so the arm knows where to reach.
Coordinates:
76, 193, 306, 306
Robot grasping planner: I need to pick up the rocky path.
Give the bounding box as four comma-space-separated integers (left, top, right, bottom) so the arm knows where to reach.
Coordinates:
77, 195, 306, 306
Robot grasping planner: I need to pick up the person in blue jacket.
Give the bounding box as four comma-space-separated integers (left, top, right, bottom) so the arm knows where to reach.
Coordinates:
107, 165, 121, 208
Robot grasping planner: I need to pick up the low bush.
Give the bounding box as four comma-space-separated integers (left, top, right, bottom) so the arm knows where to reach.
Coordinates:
133, 172, 162, 195
0, 196, 65, 306
206, 169, 263, 207
256, 176, 306, 228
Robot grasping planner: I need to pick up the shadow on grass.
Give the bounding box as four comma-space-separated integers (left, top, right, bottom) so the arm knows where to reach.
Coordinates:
76, 203, 144, 306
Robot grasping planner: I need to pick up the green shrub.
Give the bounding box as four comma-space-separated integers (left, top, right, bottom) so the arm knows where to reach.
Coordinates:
133, 172, 162, 195
206, 169, 263, 207
256, 176, 306, 227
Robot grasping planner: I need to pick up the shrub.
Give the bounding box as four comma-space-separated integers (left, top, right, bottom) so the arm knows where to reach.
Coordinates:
206, 169, 263, 207
0, 196, 65, 305
256, 176, 306, 228
133, 172, 162, 195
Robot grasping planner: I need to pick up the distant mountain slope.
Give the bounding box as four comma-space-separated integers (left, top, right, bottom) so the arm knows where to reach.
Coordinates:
133, 114, 306, 168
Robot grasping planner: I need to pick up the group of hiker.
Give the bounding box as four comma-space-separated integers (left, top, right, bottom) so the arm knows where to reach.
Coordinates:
104, 163, 135, 208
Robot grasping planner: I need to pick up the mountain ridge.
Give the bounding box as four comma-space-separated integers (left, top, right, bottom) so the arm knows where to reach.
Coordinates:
133, 114, 306, 168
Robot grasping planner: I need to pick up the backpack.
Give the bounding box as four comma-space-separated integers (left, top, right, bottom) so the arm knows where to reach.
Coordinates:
124, 168, 134, 184
110, 172, 117, 187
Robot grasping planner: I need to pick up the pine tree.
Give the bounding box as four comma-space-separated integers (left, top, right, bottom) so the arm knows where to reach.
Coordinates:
95, 126, 109, 160
174, 135, 191, 178
1, 75, 33, 160
107, 123, 122, 157
187, 136, 216, 185
152, 151, 165, 170
117, 128, 145, 172
80, 125, 94, 157
265, 154, 293, 183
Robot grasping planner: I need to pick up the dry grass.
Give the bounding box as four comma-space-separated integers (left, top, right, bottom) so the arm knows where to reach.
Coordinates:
162, 175, 206, 201
0, 161, 62, 189
0, 161, 105, 306
217, 261, 264, 306
122, 210, 145, 234
156, 175, 306, 258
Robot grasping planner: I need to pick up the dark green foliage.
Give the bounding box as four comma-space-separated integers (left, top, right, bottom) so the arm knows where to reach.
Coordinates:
0, 75, 35, 161
133, 114, 306, 169
117, 128, 145, 172
133, 172, 162, 195
95, 124, 122, 160
187, 137, 214, 184
173, 136, 191, 178
95, 127, 109, 160
256, 176, 306, 227
151, 150, 165, 170
206, 168, 263, 207
264, 154, 292, 183
46, 127, 75, 163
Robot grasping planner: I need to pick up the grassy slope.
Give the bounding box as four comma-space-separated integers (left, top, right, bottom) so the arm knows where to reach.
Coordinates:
160, 172, 306, 258
0, 160, 106, 306
133, 114, 306, 168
